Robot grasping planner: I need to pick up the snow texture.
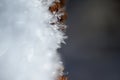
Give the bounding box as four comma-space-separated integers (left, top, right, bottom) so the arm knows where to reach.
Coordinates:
0, 0, 66, 80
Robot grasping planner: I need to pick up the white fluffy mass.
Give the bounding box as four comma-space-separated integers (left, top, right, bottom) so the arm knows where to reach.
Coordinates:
0, 0, 66, 80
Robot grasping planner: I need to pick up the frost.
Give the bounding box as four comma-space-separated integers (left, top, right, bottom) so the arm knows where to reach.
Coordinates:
0, 0, 66, 80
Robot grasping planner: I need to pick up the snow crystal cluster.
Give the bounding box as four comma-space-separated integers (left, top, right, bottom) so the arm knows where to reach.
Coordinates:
0, 0, 66, 80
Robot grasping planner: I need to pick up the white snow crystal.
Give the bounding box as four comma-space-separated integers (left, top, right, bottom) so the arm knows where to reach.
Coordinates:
0, 0, 66, 80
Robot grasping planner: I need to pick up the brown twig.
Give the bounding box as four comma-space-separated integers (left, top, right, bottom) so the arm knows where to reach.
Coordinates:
49, 0, 67, 31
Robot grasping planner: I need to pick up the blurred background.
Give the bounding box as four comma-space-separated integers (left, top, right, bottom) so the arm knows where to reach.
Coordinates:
59, 0, 120, 80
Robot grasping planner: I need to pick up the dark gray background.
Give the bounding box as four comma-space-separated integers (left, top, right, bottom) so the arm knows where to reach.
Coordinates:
59, 0, 120, 80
